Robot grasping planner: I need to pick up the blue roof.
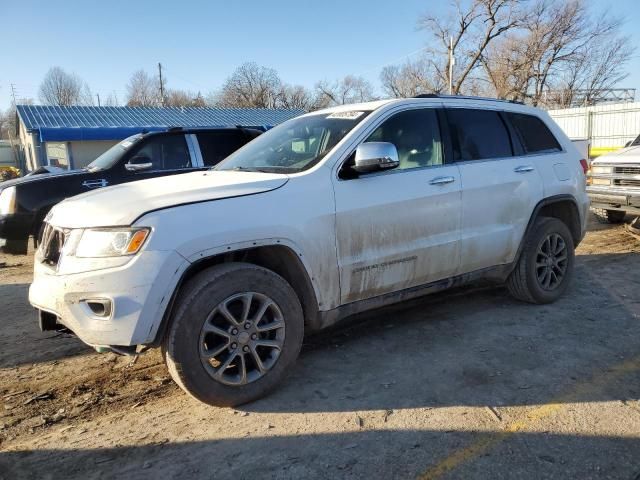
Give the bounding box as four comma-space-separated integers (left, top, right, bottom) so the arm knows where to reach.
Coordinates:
16, 105, 304, 141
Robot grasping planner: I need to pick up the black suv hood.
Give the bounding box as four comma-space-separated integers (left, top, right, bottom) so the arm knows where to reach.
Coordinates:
0, 168, 87, 189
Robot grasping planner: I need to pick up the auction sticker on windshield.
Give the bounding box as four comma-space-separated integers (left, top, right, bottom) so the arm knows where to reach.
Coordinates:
327, 111, 366, 120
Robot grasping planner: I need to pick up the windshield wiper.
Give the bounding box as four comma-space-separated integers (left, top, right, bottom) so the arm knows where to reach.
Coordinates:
231, 166, 281, 173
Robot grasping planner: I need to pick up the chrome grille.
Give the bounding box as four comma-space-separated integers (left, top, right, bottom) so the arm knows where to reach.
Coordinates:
614, 179, 640, 188
39, 223, 67, 266
615, 166, 640, 175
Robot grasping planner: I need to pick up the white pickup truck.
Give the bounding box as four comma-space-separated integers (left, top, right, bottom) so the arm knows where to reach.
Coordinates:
587, 135, 640, 223
29, 96, 589, 406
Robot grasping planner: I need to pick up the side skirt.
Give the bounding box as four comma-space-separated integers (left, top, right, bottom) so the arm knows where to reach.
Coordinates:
313, 263, 512, 331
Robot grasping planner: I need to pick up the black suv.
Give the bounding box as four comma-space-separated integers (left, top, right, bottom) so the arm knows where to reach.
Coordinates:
0, 127, 261, 254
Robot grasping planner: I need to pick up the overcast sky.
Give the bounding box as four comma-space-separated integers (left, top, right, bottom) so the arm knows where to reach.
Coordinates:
3, 0, 640, 110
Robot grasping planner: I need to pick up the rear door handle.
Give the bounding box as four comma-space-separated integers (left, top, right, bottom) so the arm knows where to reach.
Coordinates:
82, 179, 109, 189
514, 165, 534, 173
429, 176, 455, 185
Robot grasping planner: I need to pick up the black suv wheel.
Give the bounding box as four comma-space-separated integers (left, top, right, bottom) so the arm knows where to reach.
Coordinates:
507, 217, 575, 304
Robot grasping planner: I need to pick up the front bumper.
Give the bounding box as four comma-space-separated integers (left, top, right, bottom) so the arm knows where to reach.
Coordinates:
0, 213, 33, 240
587, 186, 640, 215
28, 250, 188, 347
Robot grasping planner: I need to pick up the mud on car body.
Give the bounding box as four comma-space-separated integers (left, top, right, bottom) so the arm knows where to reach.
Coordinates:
30, 96, 589, 406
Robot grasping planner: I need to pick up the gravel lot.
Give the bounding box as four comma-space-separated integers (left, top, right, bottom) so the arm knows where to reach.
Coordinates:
1, 215, 640, 480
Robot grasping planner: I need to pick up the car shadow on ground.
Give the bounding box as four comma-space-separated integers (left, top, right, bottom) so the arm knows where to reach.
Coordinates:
241, 254, 640, 413
2, 430, 639, 479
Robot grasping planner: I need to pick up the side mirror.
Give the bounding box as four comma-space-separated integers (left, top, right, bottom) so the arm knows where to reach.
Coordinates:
353, 142, 399, 174
625, 141, 632, 148
125, 156, 153, 172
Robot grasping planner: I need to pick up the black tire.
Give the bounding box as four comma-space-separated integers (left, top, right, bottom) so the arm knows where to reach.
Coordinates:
507, 217, 575, 304
591, 208, 626, 224
163, 262, 304, 407
1, 238, 28, 255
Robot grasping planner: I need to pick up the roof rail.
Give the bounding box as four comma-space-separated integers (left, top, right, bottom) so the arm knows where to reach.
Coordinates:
413, 94, 524, 105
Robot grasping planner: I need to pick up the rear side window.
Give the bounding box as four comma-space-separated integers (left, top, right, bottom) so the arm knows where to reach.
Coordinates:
196, 131, 248, 167
447, 109, 512, 161
506, 112, 561, 154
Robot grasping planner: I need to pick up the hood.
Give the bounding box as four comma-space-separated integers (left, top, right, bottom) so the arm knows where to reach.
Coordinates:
48, 170, 289, 228
0, 167, 85, 189
593, 145, 640, 164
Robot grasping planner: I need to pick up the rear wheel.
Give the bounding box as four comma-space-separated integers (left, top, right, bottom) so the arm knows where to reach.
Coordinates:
507, 217, 575, 304
592, 208, 626, 224
163, 263, 304, 407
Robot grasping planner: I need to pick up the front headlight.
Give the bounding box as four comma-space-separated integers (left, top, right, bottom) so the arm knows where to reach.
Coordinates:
72, 227, 150, 258
0, 186, 17, 215
591, 166, 613, 174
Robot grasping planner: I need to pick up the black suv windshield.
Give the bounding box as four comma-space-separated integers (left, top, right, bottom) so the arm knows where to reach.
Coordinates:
86, 134, 143, 172
215, 111, 370, 173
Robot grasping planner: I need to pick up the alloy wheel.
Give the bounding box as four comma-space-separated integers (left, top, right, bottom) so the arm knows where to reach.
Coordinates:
199, 292, 285, 386
535, 233, 568, 291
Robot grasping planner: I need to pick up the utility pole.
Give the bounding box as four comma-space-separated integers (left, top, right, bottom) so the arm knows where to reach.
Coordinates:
96, 93, 101, 107
448, 37, 455, 95
7, 84, 18, 168
158, 62, 165, 107
10, 83, 17, 105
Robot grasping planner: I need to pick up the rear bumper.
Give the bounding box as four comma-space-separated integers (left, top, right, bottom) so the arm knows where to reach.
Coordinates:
0, 213, 33, 241
587, 186, 640, 214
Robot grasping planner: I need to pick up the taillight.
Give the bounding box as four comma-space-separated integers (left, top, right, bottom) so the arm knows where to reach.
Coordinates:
579, 159, 589, 175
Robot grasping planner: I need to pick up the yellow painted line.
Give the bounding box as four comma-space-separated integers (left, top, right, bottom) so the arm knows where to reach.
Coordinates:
418, 354, 640, 480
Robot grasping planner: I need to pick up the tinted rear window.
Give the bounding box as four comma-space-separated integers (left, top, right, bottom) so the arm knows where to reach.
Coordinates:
506, 112, 561, 154
447, 109, 512, 161
197, 131, 248, 167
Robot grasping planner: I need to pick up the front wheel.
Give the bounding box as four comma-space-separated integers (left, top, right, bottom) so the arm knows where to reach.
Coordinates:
507, 217, 575, 304
163, 263, 304, 406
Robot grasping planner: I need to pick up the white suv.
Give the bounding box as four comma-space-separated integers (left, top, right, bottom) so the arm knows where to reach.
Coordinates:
29, 96, 589, 406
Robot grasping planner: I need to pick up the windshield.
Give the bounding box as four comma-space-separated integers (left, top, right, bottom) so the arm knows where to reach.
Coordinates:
86, 134, 143, 172
215, 111, 371, 173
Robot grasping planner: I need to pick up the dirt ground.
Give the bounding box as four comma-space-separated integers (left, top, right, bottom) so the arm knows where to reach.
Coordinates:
1, 215, 640, 480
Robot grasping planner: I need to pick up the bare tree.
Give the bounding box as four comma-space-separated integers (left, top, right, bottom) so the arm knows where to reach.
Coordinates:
192, 92, 206, 107
213, 62, 283, 108
380, 58, 444, 97
479, 0, 633, 106
277, 84, 316, 110
164, 89, 209, 107
126, 70, 161, 107
103, 92, 120, 107
314, 75, 376, 106
0, 108, 14, 141
38, 67, 89, 106
419, 0, 525, 94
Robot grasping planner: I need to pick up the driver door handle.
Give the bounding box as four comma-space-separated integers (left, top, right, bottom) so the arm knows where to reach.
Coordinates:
514, 165, 534, 173
82, 179, 108, 189
429, 176, 455, 185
